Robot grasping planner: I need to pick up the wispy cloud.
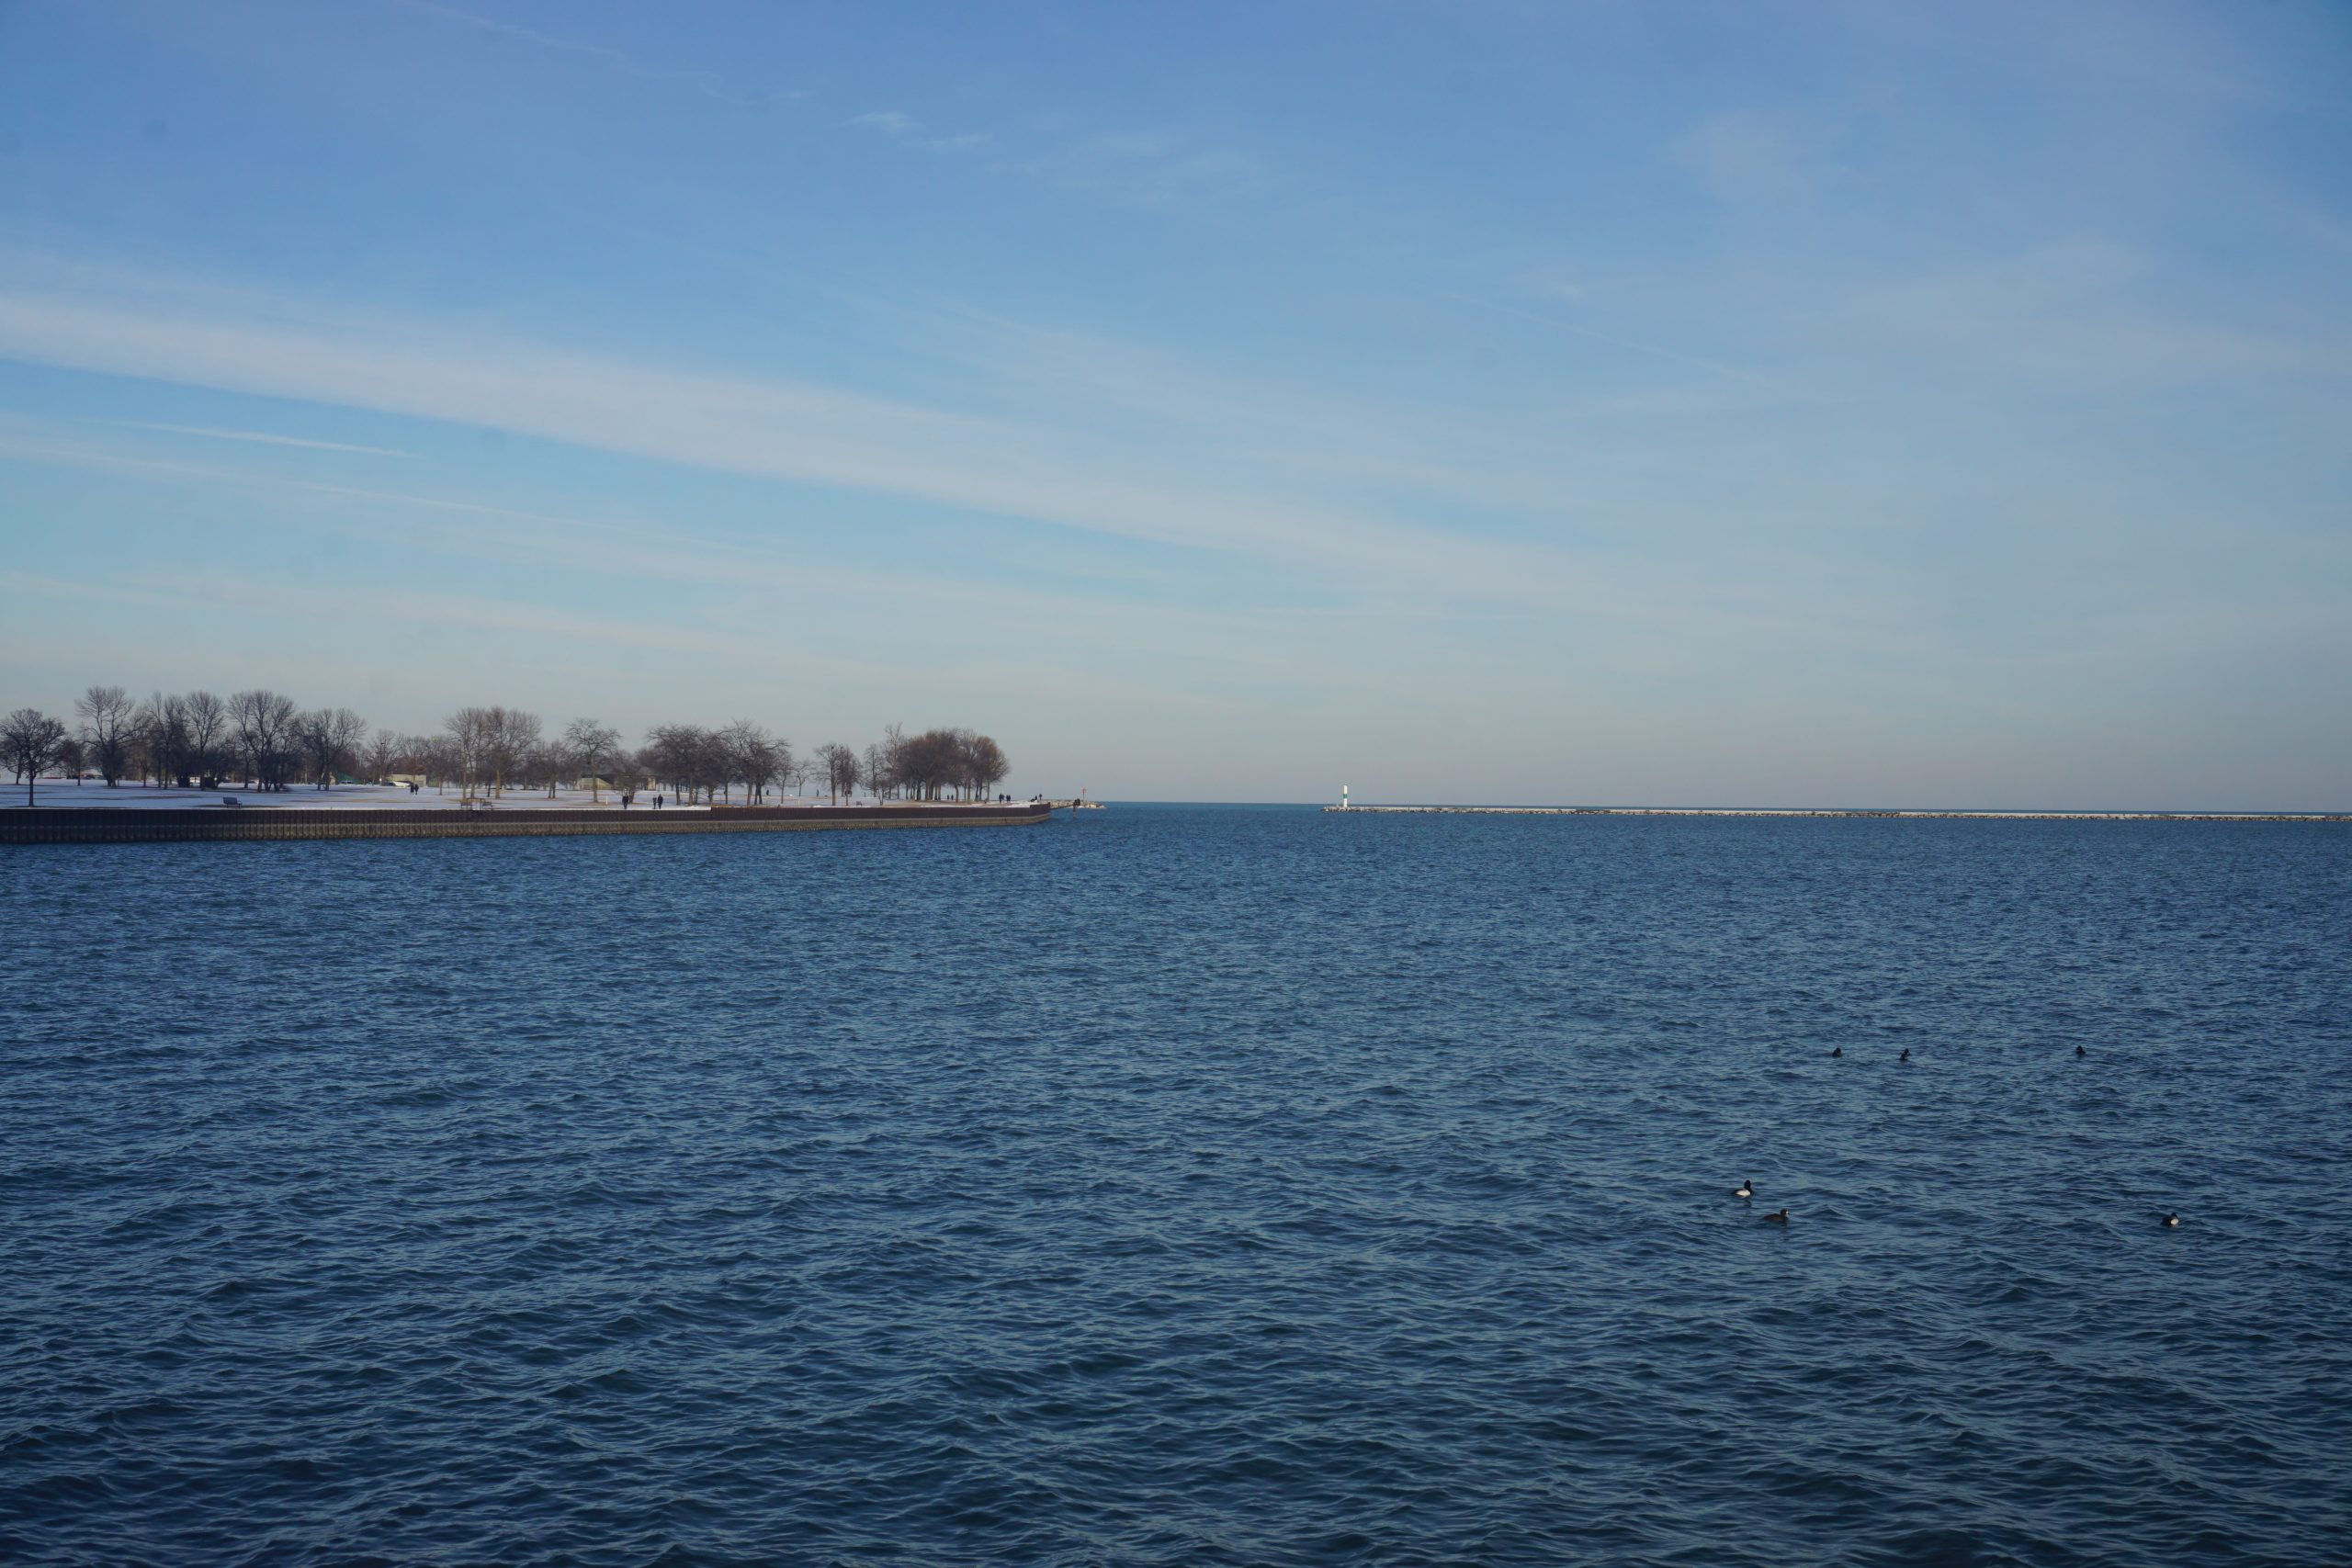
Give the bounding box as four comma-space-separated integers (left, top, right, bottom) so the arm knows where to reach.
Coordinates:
851, 107, 1261, 202
0, 269, 1599, 609
1668, 110, 1820, 206
1850, 241, 2351, 386
1443, 292, 1773, 387
400, 0, 784, 107
847, 109, 991, 154
107, 420, 413, 457
993, 130, 1271, 209
0, 422, 1230, 636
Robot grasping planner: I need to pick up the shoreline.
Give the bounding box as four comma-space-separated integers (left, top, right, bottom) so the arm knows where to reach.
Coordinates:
1324, 805, 2348, 822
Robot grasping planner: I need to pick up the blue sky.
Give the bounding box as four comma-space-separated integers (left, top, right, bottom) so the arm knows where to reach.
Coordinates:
2, 0, 2346, 806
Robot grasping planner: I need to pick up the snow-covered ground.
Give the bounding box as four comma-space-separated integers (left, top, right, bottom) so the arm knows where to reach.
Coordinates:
1, 781, 907, 811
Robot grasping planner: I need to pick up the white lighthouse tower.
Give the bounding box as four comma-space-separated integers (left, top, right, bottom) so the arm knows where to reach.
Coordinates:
1340, 784, 1350, 809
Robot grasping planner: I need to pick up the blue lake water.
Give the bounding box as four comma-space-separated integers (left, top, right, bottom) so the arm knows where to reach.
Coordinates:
4, 805, 2348, 1565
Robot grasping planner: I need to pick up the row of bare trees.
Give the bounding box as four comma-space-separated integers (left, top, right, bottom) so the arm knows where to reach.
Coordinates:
5, 686, 1013, 807
873, 725, 1012, 803
603, 722, 1007, 804
4, 686, 375, 799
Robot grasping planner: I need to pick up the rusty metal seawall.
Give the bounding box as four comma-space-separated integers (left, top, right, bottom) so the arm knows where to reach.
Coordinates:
0, 801, 1056, 845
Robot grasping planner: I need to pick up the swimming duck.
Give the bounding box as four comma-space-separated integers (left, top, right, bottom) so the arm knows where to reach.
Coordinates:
1899, 1048, 1911, 1062
1763, 1209, 1790, 1224
2162, 1213, 2180, 1228
1734, 1180, 1753, 1199
2075, 1044, 2086, 1057
1830, 1046, 1843, 1057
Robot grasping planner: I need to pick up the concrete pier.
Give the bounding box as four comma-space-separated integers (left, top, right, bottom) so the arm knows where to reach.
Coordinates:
0, 799, 1058, 845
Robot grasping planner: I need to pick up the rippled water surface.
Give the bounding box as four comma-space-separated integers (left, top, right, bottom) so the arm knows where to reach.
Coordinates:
5, 806, 2349, 1565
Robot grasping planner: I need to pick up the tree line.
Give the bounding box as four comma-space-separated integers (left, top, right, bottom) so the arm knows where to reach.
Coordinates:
4, 686, 1011, 807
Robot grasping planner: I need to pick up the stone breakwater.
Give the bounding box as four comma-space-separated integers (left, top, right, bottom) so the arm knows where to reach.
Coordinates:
0, 801, 1057, 844
1326, 805, 2347, 822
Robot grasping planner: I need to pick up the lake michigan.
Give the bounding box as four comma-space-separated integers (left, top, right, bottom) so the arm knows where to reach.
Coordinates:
4, 805, 2347, 1564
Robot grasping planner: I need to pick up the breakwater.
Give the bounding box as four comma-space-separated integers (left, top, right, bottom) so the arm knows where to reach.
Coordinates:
1326, 805, 2347, 821
0, 800, 1056, 845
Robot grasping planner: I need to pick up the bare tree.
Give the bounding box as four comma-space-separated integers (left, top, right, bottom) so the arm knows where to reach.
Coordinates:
445, 705, 545, 797
183, 691, 228, 784
718, 719, 786, 804
562, 717, 621, 802
862, 740, 893, 803
133, 693, 196, 787
764, 732, 795, 803
873, 724, 911, 802
611, 751, 647, 806
642, 727, 684, 800
817, 742, 860, 804
229, 690, 300, 790
872, 727, 1005, 801
295, 710, 328, 789
526, 739, 573, 796
896, 728, 963, 800
126, 699, 162, 787
689, 728, 725, 802
296, 707, 368, 788
488, 707, 540, 797
75, 685, 135, 786
681, 736, 714, 802
415, 733, 457, 793
630, 743, 657, 784
646, 723, 723, 803
3, 708, 68, 806
362, 728, 403, 784
718, 719, 752, 802
444, 707, 492, 795
967, 733, 1010, 800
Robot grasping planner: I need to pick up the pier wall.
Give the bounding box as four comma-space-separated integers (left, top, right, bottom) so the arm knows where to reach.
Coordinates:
0, 801, 1056, 845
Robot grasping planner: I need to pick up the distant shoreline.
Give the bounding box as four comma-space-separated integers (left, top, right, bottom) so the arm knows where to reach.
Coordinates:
1326, 805, 2348, 822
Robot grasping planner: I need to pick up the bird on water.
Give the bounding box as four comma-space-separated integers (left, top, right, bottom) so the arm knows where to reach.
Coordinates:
1900, 1048, 1911, 1062
2163, 1213, 2180, 1227
1830, 1046, 1843, 1057
2076, 1044, 2087, 1057
1735, 1180, 1753, 1199
1763, 1209, 1790, 1224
